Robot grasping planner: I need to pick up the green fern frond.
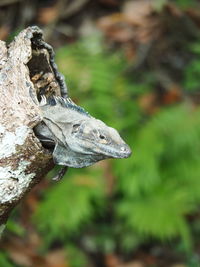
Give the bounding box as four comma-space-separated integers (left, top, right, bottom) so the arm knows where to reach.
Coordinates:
34, 169, 105, 244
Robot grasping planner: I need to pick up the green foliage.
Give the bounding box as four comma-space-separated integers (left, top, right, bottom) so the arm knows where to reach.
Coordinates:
66, 245, 89, 267
115, 105, 200, 250
0, 253, 13, 267
56, 35, 141, 129
34, 168, 105, 244
6, 215, 25, 237
174, 0, 198, 9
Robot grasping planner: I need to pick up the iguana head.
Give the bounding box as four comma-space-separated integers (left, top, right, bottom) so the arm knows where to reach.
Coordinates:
68, 118, 131, 159
36, 96, 132, 168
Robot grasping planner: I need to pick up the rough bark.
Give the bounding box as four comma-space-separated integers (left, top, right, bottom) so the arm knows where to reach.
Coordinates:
0, 26, 63, 225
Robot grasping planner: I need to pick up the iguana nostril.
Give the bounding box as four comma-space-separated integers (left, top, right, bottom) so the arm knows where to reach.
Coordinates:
120, 145, 132, 156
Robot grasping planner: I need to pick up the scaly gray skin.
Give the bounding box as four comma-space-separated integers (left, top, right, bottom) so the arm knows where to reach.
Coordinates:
35, 96, 132, 169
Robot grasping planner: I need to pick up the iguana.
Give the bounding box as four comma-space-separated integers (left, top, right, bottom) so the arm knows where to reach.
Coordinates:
34, 96, 131, 179
31, 31, 131, 180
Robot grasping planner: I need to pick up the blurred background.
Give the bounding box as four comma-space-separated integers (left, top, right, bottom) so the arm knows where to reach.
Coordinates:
2, 0, 200, 266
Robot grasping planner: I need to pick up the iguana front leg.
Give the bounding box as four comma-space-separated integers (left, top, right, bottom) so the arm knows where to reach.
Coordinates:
52, 166, 68, 181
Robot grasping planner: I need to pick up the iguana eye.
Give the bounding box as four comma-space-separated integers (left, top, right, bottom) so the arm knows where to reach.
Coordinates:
72, 124, 81, 134
99, 134, 108, 144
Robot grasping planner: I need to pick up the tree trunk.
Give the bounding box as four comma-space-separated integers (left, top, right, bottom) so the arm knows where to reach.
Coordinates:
0, 26, 62, 226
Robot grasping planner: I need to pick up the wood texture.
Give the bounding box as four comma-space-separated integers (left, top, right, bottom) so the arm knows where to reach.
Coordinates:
0, 27, 59, 225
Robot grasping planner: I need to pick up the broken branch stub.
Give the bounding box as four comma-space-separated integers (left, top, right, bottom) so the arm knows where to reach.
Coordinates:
0, 26, 63, 224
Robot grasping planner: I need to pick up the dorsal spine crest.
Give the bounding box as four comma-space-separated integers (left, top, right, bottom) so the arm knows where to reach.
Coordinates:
40, 95, 91, 117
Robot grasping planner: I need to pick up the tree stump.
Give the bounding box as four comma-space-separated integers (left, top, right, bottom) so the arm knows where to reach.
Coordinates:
0, 26, 63, 226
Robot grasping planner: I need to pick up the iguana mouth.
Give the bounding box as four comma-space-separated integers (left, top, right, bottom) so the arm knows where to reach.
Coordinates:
93, 142, 132, 159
